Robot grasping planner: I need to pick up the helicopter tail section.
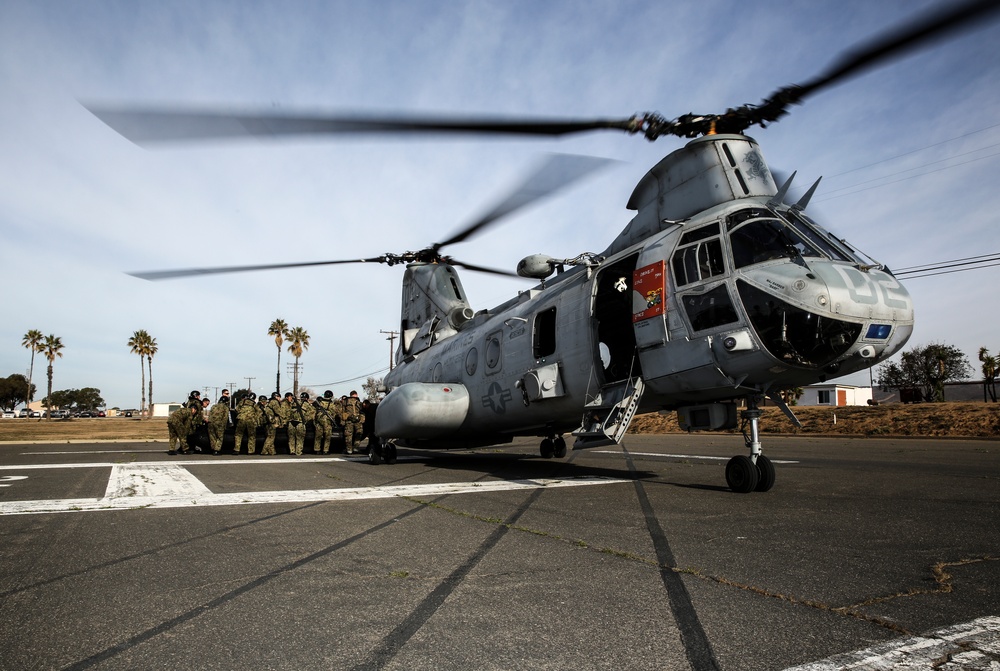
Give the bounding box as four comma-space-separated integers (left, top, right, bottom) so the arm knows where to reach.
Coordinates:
572, 376, 645, 449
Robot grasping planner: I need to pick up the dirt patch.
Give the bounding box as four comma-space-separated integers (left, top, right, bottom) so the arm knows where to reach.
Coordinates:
0, 417, 168, 442
629, 402, 1000, 438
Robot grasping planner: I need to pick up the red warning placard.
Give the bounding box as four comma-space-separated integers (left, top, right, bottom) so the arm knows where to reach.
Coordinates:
632, 261, 665, 323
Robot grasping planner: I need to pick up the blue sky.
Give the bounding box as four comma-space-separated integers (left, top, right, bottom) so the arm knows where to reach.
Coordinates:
2, 0, 999, 409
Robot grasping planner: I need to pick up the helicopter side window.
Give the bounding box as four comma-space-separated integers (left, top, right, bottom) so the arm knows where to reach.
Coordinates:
533, 307, 557, 358
671, 223, 725, 287
729, 217, 821, 269
682, 285, 739, 332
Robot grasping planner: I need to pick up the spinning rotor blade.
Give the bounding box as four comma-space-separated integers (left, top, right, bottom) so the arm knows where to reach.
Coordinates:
128, 257, 385, 281
128, 153, 610, 281
86, 0, 1000, 145
86, 106, 637, 145
435, 153, 613, 249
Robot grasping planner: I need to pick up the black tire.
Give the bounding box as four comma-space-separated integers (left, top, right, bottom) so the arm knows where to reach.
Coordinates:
368, 437, 383, 465
553, 437, 567, 458
726, 455, 760, 493
385, 443, 397, 465
754, 454, 775, 492
540, 438, 554, 459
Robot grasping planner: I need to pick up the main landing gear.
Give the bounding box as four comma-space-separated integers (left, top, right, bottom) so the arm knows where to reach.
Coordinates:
368, 438, 397, 465
539, 435, 567, 459
725, 397, 776, 494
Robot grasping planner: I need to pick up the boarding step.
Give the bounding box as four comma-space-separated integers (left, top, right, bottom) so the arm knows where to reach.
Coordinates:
572, 376, 645, 449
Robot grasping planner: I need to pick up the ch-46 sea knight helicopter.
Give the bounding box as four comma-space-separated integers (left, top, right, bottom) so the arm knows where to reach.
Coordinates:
88, 0, 999, 492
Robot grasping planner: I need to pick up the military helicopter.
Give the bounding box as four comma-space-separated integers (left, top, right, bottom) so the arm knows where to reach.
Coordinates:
87, 0, 999, 492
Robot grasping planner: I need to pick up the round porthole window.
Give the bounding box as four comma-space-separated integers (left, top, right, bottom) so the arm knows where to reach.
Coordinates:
485, 336, 501, 368
465, 347, 478, 376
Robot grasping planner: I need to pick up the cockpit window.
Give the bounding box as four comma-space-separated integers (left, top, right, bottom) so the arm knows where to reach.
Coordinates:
728, 216, 822, 269
672, 222, 725, 287
782, 210, 855, 263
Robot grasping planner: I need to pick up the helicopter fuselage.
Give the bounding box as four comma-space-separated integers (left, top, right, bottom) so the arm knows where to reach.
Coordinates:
375, 135, 914, 448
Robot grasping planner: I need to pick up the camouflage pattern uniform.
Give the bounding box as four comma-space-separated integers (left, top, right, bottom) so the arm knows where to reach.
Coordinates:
313, 391, 338, 454
207, 399, 230, 454
234, 395, 260, 454
167, 405, 198, 454
261, 393, 282, 455
286, 393, 316, 455
341, 392, 364, 454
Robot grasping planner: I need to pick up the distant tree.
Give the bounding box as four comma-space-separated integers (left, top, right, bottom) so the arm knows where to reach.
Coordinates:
21, 329, 44, 408
128, 330, 150, 416
146, 334, 158, 416
45, 388, 104, 412
877, 342, 972, 402
268, 319, 289, 395
362, 377, 384, 401
776, 387, 803, 406
286, 326, 309, 396
42, 334, 65, 419
0, 374, 35, 411
978, 347, 998, 403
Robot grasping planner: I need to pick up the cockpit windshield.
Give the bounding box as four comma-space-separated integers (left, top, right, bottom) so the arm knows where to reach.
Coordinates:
781, 209, 858, 263
728, 211, 822, 269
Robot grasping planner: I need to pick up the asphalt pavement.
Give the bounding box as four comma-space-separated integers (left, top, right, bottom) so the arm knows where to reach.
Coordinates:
0, 433, 998, 670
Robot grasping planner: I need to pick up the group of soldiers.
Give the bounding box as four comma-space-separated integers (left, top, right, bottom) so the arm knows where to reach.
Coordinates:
166, 388, 371, 456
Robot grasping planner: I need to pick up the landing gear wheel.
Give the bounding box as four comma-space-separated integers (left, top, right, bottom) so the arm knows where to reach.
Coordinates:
540, 438, 554, 459
384, 443, 398, 465
552, 437, 567, 458
754, 454, 775, 492
368, 439, 383, 465
726, 455, 760, 493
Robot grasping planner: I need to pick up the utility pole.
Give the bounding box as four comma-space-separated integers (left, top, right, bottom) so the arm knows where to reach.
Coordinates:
287, 362, 301, 396
244, 377, 255, 397
380, 330, 398, 371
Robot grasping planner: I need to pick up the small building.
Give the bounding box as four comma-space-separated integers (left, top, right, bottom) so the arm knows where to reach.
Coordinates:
150, 403, 186, 417
799, 384, 873, 407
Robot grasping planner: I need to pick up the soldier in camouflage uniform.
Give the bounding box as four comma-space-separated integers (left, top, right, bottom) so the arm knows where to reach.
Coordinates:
313, 390, 338, 454
261, 392, 282, 455
233, 393, 260, 455
341, 390, 364, 454
286, 392, 316, 455
207, 396, 230, 454
187, 390, 202, 409
167, 404, 200, 455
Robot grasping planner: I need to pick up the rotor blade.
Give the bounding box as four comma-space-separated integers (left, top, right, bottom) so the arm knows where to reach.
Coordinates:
128, 257, 386, 281
797, 0, 1000, 99
435, 153, 614, 250
447, 259, 523, 278
85, 106, 637, 145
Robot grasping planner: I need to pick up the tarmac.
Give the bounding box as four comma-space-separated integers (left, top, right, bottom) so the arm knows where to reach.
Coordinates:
1, 433, 998, 670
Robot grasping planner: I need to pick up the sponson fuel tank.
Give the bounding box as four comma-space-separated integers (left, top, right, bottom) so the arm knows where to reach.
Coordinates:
375, 383, 470, 439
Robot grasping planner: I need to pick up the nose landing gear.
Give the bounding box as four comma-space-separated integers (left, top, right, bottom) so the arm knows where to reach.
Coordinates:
725, 396, 779, 493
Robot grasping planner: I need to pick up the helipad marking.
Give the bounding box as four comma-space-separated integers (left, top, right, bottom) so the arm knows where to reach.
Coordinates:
782, 615, 1000, 670
597, 451, 798, 464
0, 458, 628, 515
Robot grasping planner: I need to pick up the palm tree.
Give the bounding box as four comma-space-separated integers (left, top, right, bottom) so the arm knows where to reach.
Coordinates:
285, 326, 310, 396
128, 330, 150, 416
146, 334, 158, 417
268, 319, 289, 394
979, 347, 997, 402
21, 329, 43, 410
42, 334, 64, 420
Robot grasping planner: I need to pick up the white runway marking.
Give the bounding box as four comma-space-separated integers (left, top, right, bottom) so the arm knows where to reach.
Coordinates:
0, 458, 628, 515
783, 616, 1000, 670
597, 451, 799, 464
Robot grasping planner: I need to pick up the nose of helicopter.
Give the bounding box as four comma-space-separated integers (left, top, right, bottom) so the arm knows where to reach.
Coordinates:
734, 260, 914, 374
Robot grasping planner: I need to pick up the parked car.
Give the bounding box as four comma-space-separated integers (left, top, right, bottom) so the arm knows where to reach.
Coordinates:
1, 411, 15, 419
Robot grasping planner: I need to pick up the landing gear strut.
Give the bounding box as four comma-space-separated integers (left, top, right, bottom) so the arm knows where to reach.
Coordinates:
539, 435, 566, 459
725, 396, 775, 493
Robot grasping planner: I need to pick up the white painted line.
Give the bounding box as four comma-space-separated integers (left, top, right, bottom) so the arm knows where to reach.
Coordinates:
597, 451, 799, 464
105, 464, 212, 498
0, 476, 628, 516
783, 615, 1000, 670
